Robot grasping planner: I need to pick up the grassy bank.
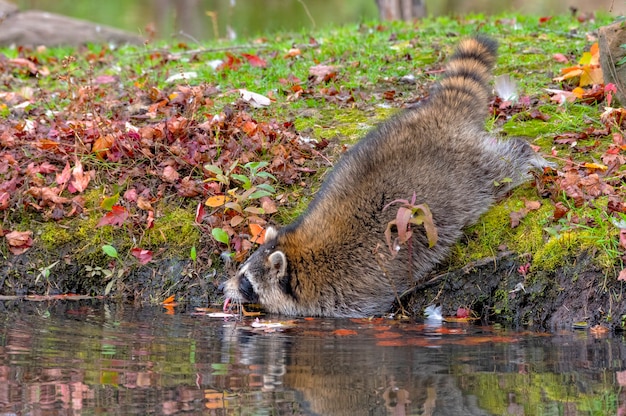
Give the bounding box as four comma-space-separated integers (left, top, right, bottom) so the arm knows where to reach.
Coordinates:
0, 13, 624, 320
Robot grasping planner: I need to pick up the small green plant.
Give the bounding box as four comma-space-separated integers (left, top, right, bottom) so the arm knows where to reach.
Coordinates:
102, 244, 119, 259
35, 261, 59, 285
101, 244, 123, 295
211, 228, 230, 246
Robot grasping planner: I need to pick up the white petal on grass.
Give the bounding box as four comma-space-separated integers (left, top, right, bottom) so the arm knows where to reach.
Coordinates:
494, 74, 518, 102
239, 89, 271, 108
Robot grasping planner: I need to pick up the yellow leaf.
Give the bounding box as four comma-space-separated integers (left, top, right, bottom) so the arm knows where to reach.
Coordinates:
579, 66, 603, 87
583, 162, 608, 171
205, 195, 229, 207
572, 87, 585, 99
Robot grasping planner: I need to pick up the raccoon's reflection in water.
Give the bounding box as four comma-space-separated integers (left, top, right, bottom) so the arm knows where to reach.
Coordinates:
222, 321, 491, 416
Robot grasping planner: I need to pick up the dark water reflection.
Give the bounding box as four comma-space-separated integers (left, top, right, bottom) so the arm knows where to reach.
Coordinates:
0, 301, 624, 415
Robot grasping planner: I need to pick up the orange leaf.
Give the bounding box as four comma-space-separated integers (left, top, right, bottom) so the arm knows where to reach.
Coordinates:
163, 304, 175, 315
34, 139, 60, 150
162, 295, 176, 304
205, 195, 229, 207
93, 134, 114, 159
249, 223, 265, 244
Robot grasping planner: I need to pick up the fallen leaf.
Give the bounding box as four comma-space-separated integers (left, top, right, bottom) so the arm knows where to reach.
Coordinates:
5, 230, 33, 255
93, 134, 114, 159
249, 223, 265, 244
163, 295, 176, 304
205, 195, 229, 207
162, 166, 180, 183
131, 248, 153, 264
241, 53, 267, 68
70, 160, 91, 193
97, 205, 129, 227
56, 162, 72, 186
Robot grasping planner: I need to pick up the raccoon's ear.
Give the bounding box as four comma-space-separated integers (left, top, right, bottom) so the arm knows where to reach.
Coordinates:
265, 226, 278, 242
267, 250, 287, 279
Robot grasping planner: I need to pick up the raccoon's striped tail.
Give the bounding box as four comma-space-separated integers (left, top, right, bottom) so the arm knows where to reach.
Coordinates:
431, 35, 498, 121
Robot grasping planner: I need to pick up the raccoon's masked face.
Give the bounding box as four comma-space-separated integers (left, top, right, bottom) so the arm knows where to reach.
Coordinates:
222, 227, 295, 314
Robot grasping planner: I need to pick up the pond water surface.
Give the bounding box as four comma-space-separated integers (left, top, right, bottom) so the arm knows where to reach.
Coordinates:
0, 301, 624, 415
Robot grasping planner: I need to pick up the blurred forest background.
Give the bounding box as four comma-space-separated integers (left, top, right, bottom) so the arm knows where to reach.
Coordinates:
13, 0, 626, 41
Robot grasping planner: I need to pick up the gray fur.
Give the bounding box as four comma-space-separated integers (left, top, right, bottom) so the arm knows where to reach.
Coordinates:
222, 36, 551, 317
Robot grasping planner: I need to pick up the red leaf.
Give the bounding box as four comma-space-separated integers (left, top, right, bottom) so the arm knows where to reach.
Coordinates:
56, 162, 72, 186
97, 205, 128, 227
195, 202, 205, 224
241, 53, 267, 68
539, 16, 553, 23
131, 248, 153, 265
456, 307, 471, 318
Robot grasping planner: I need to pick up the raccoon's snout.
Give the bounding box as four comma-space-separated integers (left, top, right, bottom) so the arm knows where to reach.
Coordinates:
239, 275, 259, 303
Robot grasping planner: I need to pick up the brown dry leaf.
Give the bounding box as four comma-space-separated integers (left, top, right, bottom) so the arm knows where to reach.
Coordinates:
93, 134, 114, 159
162, 166, 180, 183
309, 64, 337, 83
56, 162, 71, 186
0, 191, 9, 210
5, 230, 33, 255
70, 160, 91, 193
510, 209, 528, 228
260, 196, 278, 214
619, 268, 626, 282
137, 196, 153, 211
524, 200, 541, 211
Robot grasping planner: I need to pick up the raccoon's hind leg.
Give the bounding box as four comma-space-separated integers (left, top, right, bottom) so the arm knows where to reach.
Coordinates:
489, 138, 553, 198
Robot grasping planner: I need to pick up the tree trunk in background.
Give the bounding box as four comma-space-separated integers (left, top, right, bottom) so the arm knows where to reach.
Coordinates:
376, 0, 426, 21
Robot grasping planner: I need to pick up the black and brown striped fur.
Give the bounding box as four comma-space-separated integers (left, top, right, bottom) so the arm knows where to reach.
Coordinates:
222, 36, 550, 317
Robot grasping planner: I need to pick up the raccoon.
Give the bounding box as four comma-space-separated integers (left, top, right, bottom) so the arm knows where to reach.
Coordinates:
222, 36, 551, 317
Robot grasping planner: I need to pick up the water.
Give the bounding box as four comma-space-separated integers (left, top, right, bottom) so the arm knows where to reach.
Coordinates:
0, 301, 624, 415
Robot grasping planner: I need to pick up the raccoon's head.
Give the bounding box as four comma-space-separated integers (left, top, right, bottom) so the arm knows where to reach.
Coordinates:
222, 226, 298, 314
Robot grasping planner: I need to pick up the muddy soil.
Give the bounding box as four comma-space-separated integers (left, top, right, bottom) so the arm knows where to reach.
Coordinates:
2, 246, 623, 331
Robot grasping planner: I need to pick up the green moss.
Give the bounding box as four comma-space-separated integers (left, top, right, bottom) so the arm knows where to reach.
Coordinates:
38, 222, 73, 250
532, 231, 580, 270
501, 104, 600, 139
143, 205, 200, 256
